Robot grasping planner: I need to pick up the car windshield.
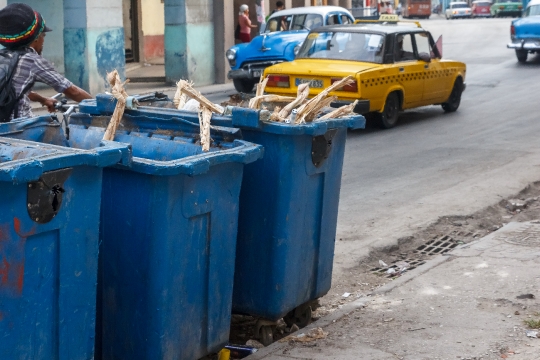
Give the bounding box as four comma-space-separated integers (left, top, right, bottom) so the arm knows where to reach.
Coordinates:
451, 3, 469, 8
525, 4, 540, 15
297, 31, 385, 64
265, 13, 324, 33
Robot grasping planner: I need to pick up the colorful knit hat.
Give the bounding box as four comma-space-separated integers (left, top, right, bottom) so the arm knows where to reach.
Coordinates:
0, 3, 51, 49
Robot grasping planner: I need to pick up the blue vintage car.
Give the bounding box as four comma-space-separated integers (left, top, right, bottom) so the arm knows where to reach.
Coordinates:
508, 0, 540, 62
226, 6, 354, 92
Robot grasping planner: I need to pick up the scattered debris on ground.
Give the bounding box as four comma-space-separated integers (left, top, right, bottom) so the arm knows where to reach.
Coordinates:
316, 181, 540, 319
278, 327, 328, 343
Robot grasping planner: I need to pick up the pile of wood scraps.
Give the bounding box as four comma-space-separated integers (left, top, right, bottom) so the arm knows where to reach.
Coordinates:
248, 75, 359, 124
102, 74, 360, 151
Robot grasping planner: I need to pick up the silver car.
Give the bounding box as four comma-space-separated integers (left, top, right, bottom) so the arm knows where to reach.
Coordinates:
446, 1, 473, 19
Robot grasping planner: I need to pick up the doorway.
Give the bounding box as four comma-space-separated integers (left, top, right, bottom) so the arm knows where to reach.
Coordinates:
122, 0, 140, 63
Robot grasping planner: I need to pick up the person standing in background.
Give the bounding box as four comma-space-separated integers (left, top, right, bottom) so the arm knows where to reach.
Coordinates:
266, 1, 285, 21
238, 4, 258, 43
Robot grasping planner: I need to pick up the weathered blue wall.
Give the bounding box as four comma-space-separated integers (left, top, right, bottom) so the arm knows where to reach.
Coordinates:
7, 0, 65, 74
164, 0, 215, 85
64, 0, 125, 94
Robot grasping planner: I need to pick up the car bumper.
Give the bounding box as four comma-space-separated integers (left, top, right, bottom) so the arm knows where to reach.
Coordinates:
449, 14, 472, 18
228, 68, 265, 80
473, 13, 491, 16
495, 10, 522, 16
330, 99, 371, 115
507, 39, 540, 51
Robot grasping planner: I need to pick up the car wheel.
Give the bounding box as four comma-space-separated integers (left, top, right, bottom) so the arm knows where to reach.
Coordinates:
515, 49, 528, 63
233, 79, 257, 93
442, 78, 463, 112
376, 92, 400, 129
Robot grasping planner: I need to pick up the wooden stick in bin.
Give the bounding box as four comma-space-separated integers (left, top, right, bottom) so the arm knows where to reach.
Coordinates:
103, 69, 129, 141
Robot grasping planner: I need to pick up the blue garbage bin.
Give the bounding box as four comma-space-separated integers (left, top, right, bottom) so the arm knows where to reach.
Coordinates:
65, 113, 263, 360
0, 131, 129, 359
79, 95, 365, 340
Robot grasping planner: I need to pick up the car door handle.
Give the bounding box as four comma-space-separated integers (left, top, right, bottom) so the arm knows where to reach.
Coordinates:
424, 64, 429, 69
399, 67, 404, 72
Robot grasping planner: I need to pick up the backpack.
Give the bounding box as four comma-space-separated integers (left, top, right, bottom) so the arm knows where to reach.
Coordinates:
235, 23, 241, 40
0, 49, 24, 123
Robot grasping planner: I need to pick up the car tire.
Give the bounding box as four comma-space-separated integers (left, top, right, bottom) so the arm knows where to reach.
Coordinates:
442, 78, 463, 113
233, 79, 257, 93
515, 49, 528, 63
376, 92, 400, 129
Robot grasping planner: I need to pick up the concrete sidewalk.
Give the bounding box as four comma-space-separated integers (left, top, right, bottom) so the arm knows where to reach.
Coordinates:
248, 222, 540, 360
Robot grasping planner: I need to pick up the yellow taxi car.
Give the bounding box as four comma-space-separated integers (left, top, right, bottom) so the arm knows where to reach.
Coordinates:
263, 16, 466, 128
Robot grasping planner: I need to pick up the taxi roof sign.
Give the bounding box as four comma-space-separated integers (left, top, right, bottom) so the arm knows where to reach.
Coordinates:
379, 14, 399, 22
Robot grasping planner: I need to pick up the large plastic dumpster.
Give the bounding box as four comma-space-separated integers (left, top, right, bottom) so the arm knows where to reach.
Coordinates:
64, 112, 263, 360
79, 94, 365, 343
0, 124, 129, 359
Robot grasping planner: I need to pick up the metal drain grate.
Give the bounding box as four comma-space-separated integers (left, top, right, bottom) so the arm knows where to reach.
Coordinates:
370, 258, 426, 278
414, 235, 459, 255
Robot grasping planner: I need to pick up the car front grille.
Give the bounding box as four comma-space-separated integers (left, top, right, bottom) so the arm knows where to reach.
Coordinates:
241, 60, 284, 71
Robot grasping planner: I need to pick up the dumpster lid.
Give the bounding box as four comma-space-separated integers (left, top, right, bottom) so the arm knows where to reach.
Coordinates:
0, 137, 129, 183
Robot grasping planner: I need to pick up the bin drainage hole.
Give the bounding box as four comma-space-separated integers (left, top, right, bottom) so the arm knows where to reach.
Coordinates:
51, 185, 65, 212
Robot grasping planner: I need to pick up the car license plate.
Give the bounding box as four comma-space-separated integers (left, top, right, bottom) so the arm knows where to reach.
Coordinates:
295, 78, 323, 88
252, 71, 261, 77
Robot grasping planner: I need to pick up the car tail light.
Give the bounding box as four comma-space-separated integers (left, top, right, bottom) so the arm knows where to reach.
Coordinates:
453, 10, 458, 14
499, 5, 504, 9
331, 78, 358, 92
511, 24, 515, 36
518, 5, 523, 9
267, 75, 290, 88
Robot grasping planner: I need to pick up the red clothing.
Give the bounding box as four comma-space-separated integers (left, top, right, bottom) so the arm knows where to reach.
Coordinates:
239, 14, 252, 34
239, 32, 251, 43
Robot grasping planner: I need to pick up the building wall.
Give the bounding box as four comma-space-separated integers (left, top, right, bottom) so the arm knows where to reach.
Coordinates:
186, 0, 214, 84
164, 0, 215, 85
213, 1, 234, 83
64, 0, 126, 93
141, 0, 165, 60
7, 0, 65, 74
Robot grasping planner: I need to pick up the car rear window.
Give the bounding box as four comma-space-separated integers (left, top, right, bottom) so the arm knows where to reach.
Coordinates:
297, 31, 385, 64
451, 3, 469, 8
525, 4, 540, 15
291, 14, 324, 30
474, 2, 491, 6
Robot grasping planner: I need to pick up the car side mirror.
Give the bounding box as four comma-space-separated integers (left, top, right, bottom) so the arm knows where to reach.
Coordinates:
419, 52, 431, 62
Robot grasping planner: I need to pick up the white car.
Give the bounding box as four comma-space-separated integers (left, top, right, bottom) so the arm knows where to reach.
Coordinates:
445, 2, 473, 19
